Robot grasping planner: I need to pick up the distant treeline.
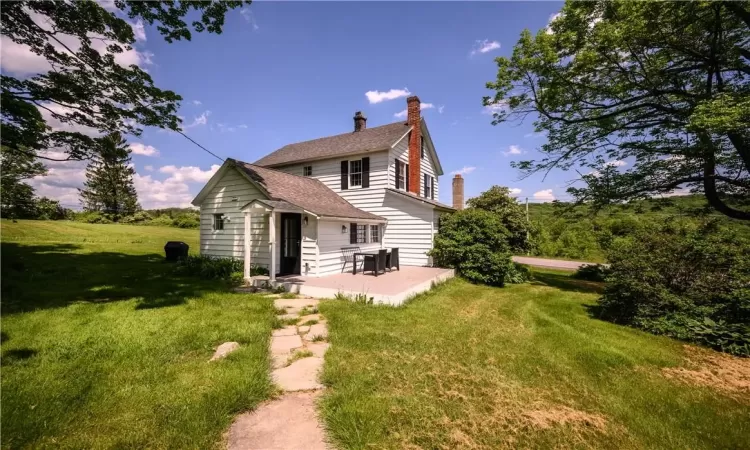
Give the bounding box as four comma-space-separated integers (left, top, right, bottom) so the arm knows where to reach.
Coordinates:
527, 195, 750, 262
71, 208, 200, 229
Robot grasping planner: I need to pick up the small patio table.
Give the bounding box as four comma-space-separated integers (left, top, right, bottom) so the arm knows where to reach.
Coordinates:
352, 249, 390, 276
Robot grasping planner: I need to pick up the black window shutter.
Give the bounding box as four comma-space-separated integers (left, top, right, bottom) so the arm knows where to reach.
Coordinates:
340, 160, 348, 190
424, 174, 428, 197
431, 176, 435, 200
350, 223, 357, 244
362, 157, 370, 188
394, 159, 400, 189
405, 164, 410, 192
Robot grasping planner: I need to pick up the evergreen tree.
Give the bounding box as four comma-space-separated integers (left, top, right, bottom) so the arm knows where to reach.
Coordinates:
1, 146, 47, 219
79, 133, 140, 220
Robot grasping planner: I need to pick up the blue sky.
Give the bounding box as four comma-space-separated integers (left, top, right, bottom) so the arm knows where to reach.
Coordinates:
17, 1, 573, 209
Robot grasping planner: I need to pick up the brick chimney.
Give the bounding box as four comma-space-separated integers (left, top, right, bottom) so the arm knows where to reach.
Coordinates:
407, 96, 421, 195
353, 111, 367, 132
452, 174, 464, 210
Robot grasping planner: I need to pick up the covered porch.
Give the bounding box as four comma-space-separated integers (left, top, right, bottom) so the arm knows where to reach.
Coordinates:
274, 266, 455, 306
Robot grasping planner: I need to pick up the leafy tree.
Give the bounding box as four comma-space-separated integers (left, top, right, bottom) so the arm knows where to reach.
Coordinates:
0, 146, 47, 219
79, 133, 139, 220
430, 209, 528, 286
465, 186, 533, 252
1, 0, 248, 164
486, 1, 750, 220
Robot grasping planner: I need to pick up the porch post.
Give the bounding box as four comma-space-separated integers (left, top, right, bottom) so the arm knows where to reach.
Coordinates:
243, 211, 252, 281
269, 212, 276, 282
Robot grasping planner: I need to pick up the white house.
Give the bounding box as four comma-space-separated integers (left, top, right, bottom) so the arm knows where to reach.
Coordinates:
191, 95, 455, 282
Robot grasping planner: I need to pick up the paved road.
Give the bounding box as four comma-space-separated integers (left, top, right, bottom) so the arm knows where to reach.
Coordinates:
512, 256, 604, 270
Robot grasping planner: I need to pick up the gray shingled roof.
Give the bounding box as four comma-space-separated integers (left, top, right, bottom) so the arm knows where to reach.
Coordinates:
385, 188, 455, 211
231, 159, 385, 221
254, 121, 410, 167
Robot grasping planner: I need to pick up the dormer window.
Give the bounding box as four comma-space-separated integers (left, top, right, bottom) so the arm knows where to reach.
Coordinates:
303, 165, 312, 176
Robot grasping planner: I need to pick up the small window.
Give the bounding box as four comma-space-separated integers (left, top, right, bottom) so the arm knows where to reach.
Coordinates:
421, 136, 425, 159
213, 213, 224, 231
396, 161, 406, 190
424, 174, 432, 199
370, 225, 380, 243
356, 224, 367, 243
350, 160, 362, 187
303, 165, 312, 176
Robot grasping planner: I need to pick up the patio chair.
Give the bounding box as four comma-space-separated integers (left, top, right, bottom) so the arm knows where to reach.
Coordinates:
341, 246, 362, 273
386, 248, 400, 271
362, 249, 388, 276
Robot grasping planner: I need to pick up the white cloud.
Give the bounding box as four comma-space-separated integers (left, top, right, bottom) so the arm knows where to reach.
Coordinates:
26, 152, 88, 208
483, 100, 509, 115
365, 88, 411, 104
36, 103, 100, 136
509, 188, 522, 195
183, 110, 211, 129
503, 145, 523, 156
524, 132, 544, 139
238, 124, 248, 129
470, 39, 501, 56
129, 143, 159, 157
192, 100, 202, 106
144, 165, 154, 171
394, 103, 434, 119
606, 160, 627, 167
159, 164, 220, 183
450, 166, 476, 176
97, 0, 118, 12
438, 105, 445, 114
240, 8, 260, 31
130, 19, 146, 41
533, 189, 556, 201
133, 173, 194, 208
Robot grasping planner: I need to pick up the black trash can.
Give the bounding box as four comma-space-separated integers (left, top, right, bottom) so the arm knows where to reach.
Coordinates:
164, 241, 189, 262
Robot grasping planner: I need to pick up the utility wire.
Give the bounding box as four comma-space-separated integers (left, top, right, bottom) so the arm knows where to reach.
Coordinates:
176, 130, 225, 162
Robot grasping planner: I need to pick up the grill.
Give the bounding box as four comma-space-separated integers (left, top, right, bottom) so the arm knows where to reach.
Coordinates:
164, 241, 189, 262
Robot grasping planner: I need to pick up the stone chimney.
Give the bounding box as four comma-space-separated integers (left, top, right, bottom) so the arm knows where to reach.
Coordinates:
452, 174, 464, 210
353, 111, 367, 132
406, 96, 421, 195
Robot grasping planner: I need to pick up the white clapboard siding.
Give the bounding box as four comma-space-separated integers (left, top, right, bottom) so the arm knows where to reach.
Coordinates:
274, 150, 389, 193
199, 168, 271, 268
301, 214, 318, 276
317, 220, 380, 276
389, 133, 440, 198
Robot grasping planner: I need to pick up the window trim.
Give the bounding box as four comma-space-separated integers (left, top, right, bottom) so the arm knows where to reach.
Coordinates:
424, 174, 433, 199
355, 223, 367, 244
349, 159, 363, 187
303, 165, 312, 176
370, 224, 380, 243
396, 160, 406, 191
212, 213, 224, 231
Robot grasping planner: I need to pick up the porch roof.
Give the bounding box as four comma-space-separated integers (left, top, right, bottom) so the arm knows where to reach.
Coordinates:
232, 159, 386, 221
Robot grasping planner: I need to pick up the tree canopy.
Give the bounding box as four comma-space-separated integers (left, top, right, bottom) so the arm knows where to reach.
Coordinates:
486, 1, 750, 220
465, 186, 533, 253
1, 0, 248, 164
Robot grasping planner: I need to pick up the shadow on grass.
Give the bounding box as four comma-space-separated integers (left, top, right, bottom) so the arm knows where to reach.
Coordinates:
1, 348, 38, 365
1, 243, 226, 315
530, 271, 605, 295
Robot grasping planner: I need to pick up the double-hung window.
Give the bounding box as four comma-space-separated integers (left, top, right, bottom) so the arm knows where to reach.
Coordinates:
213, 213, 224, 231
424, 174, 433, 199
350, 160, 362, 187
303, 165, 312, 176
370, 225, 380, 243
396, 160, 406, 190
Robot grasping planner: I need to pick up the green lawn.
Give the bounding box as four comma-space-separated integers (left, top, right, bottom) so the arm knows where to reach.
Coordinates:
319, 272, 750, 449
1, 220, 274, 449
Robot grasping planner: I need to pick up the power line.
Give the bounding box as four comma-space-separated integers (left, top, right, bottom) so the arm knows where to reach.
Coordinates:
176, 130, 225, 162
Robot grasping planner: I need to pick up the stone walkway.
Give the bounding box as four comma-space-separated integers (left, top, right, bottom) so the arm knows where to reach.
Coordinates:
227, 295, 330, 450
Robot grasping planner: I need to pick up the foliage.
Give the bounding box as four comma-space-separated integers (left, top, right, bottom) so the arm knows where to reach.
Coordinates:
465, 185, 534, 253
597, 220, 750, 356
0, 146, 55, 220
72, 210, 113, 224
487, 1, 750, 220
573, 264, 611, 282
172, 213, 200, 229
79, 133, 139, 220
430, 209, 518, 286
120, 210, 152, 224
175, 254, 268, 282
1, 0, 249, 165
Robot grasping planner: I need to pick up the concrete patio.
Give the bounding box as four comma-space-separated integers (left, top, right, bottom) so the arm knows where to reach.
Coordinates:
275, 266, 455, 306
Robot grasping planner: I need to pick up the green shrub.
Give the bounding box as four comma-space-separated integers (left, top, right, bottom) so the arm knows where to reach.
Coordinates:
175, 255, 243, 280
121, 211, 152, 223
596, 220, 750, 356
573, 264, 611, 282
75, 211, 113, 224
150, 214, 175, 227
430, 209, 519, 287
228, 271, 245, 287
172, 214, 200, 229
